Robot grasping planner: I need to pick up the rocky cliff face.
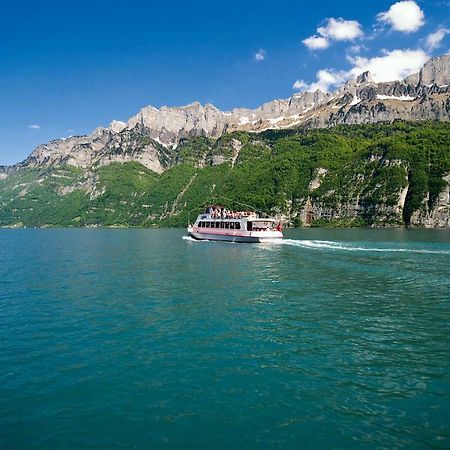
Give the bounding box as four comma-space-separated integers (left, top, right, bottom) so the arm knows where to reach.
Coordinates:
298, 172, 450, 229
409, 174, 450, 228
11, 55, 449, 173
297, 158, 411, 227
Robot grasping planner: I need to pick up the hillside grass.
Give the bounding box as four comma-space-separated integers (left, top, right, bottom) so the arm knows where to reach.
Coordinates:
1, 121, 449, 228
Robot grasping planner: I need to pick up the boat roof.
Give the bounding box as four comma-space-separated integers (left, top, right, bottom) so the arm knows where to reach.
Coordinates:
198, 216, 275, 222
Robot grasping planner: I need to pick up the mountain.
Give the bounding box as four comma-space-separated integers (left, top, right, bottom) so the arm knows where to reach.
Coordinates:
3, 55, 448, 174
0, 56, 449, 229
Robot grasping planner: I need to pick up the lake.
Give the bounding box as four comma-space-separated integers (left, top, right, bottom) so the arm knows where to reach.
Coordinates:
1, 228, 450, 449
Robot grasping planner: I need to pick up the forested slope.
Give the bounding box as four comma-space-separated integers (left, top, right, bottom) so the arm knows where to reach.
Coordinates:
1, 122, 449, 228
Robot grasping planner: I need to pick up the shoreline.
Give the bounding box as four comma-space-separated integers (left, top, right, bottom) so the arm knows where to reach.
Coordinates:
2, 224, 449, 230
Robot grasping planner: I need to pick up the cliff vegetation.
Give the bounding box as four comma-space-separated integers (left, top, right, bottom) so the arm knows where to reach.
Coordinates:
1, 122, 449, 228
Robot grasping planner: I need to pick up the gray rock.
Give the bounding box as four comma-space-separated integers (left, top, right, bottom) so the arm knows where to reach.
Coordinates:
356, 71, 374, 84
8, 54, 450, 175
418, 55, 450, 86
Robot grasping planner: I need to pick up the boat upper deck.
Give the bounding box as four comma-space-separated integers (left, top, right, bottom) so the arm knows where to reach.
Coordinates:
194, 206, 280, 232
199, 205, 259, 221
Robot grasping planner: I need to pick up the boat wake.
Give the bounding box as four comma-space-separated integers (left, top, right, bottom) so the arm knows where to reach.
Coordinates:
182, 235, 200, 242
263, 239, 450, 255
183, 235, 450, 255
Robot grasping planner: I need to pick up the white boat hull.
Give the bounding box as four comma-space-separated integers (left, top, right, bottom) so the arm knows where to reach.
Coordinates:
188, 229, 282, 243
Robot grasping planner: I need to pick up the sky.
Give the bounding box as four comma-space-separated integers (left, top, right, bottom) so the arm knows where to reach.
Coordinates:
0, 0, 449, 165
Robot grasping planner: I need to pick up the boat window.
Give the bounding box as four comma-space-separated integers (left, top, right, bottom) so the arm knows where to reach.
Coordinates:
225, 222, 229, 229
220, 222, 224, 228
252, 221, 273, 231
230, 222, 235, 230
247, 221, 253, 231
198, 222, 202, 227
235, 222, 240, 229
215, 222, 220, 228
206, 221, 210, 228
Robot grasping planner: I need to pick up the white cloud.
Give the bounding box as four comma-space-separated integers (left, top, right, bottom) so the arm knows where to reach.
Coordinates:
426, 28, 449, 51
347, 49, 429, 82
293, 69, 348, 92
292, 80, 309, 90
377, 1, 425, 33
317, 18, 363, 41
254, 49, 266, 61
347, 44, 364, 54
293, 48, 429, 93
28, 124, 41, 129
302, 35, 329, 50
303, 17, 363, 50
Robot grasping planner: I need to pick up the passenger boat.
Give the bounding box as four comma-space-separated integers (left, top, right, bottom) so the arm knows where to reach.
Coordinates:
187, 205, 283, 243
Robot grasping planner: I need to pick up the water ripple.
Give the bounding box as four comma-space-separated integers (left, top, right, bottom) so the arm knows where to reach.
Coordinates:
0, 228, 449, 449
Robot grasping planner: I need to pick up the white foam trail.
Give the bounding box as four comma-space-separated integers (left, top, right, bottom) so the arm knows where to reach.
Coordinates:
266, 239, 450, 255
182, 235, 223, 243
183, 235, 450, 255
182, 235, 198, 242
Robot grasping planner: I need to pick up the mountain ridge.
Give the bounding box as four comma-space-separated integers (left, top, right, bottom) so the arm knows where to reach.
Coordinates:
1, 55, 449, 175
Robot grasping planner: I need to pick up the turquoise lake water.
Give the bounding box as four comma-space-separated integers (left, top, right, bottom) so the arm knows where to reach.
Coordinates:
1, 228, 450, 449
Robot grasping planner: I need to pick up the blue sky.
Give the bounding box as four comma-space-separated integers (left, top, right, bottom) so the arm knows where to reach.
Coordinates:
0, 0, 449, 165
